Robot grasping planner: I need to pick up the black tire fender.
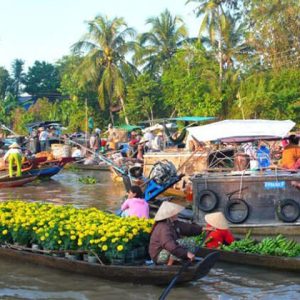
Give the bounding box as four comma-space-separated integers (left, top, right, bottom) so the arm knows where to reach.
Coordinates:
197, 189, 219, 212
224, 198, 250, 224
276, 199, 300, 223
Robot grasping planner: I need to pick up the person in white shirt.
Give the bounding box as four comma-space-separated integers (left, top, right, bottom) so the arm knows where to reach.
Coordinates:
3, 142, 23, 177
151, 132, 164, 151
143, 128, 155, 151
39, 128, 49, 151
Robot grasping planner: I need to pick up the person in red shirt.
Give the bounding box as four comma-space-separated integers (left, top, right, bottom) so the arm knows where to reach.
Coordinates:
204, 212, 235, 249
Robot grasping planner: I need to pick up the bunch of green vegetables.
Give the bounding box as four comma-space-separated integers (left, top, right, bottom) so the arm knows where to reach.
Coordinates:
222, 233, 300, 257
78, 176, 97, 184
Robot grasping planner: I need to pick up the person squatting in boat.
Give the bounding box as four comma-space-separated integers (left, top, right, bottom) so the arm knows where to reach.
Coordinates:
149, 202, 202, 265
120, 185, 149, 219
204, 212, 235, 249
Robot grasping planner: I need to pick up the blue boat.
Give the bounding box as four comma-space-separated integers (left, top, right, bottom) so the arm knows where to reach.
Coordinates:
25, 164, 63, 178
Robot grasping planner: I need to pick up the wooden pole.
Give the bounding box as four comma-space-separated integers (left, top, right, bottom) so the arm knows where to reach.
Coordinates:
85, 98, 88, 150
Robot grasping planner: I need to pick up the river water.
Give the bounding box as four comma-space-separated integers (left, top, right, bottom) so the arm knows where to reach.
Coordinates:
0, 170, 299, 300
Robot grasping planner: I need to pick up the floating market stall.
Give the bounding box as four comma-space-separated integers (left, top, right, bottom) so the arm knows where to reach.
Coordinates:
188, 119, 300, 236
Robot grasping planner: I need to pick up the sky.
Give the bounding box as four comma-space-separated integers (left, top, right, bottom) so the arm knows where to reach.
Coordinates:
0, 0, 200, 72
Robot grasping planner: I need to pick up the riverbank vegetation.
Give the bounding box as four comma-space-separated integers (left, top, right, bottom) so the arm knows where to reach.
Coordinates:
1, 0, 299, 133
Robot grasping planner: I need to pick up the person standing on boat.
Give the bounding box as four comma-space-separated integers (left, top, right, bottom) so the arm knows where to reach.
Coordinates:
3, 142, 23, 177
39, 127, 49, 152
280, 135, 300, 169
204, 212, 235, 249
120, 185, 149, 218
149, 202, 202, 265
89, 128, 101, 154
88, 116, 94, 134
151, 131, 164, 152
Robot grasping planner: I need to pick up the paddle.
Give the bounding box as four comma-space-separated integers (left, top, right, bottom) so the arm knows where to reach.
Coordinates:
158, 232, 208, 300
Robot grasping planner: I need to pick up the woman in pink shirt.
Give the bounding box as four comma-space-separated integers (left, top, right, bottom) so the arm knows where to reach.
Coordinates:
121, 186, 149, 218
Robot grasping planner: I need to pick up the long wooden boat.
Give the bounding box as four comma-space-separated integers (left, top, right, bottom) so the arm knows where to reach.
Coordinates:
196, 247, 300, 273
71, 163, 110, 171
0, 246, 219, 285
0, 174, 37, 188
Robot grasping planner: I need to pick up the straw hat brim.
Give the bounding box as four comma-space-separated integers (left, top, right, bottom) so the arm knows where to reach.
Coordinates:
154, 202, 185, 221
204, 212, 229, 229
9, 142, 21, 149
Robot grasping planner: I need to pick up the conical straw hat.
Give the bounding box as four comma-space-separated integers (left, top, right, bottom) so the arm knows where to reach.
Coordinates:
9, 142, 21, 149
204, 212, 228, 229
154, 202, 185, 221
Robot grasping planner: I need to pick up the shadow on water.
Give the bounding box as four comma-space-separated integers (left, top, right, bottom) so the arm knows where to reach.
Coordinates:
0, 170, 299, 299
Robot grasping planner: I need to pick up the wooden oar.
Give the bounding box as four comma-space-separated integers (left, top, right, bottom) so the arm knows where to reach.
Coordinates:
158, 232, 208, 300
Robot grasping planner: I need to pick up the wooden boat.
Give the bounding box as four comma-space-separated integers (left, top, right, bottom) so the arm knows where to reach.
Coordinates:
71, 163, 110, 171
196, 247, 300, 273
25, 164, 63, 178
0, 246, 219, 285
0, 174, 37, 188
23, 158, 74, 178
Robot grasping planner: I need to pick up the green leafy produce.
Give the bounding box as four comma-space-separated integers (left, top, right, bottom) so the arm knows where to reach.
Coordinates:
78, 176, 97, 184
222, 233, 300, 257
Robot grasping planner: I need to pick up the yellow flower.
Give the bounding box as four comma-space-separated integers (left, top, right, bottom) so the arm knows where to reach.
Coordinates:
70, 235, 76, 240
58, 240, 62, 244
2, 229, 8, 235
102, 245, 108, 251
77, 239, 83, 246
117, 245, 124, 252
100, 236, 107, 242
40, 236, 45, 241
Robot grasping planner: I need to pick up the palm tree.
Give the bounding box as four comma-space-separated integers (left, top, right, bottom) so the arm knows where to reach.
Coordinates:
11, 59, 25, 97
187, 0, 226, 88
72, 15, 137, 125
134, 9, 189, 74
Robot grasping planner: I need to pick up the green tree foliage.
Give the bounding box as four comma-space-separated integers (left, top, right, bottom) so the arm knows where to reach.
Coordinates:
0, 66, 11, 98
0, 93, 19, 125
10, 107, 34, 135
235, 68, 300, 123
244, 0, 300, 70
24, 61, 60, 100
135, 9, 188, 74
125, 73, 164, 123
161, 45, 221, 117
72, 15, 137, 124
11, 59, 25, 97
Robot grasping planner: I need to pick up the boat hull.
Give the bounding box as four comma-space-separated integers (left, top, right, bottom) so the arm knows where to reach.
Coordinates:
26, 166, 62, 178
0, 174, 37, 188
191, 172, 300, 233
197, 247, 300, 273
0, 247, 219, 285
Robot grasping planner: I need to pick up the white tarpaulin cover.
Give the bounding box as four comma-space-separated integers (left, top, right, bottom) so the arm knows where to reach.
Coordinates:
187, 119, 296, 142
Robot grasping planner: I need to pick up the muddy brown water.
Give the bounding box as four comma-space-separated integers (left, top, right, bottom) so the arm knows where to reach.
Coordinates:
0, 170, 299, 300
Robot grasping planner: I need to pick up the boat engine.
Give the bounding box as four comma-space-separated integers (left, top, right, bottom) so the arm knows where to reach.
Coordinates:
144, 160, 184, 202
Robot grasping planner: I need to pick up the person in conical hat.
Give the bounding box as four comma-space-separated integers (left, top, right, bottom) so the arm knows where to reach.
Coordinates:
154, 202, 184, 221
204, 212, 235, 249
149, 201, 203, 265
3, 142, 23, 177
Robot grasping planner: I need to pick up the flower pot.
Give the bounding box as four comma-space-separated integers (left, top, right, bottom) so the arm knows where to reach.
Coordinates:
31, 243, 41, 251
87, 255, 98, 264
125, 250, 136, 263
66, 253, 81, 261
83, 254, 89, 262
52, 252, 65, 258
136, 246, 146, 258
